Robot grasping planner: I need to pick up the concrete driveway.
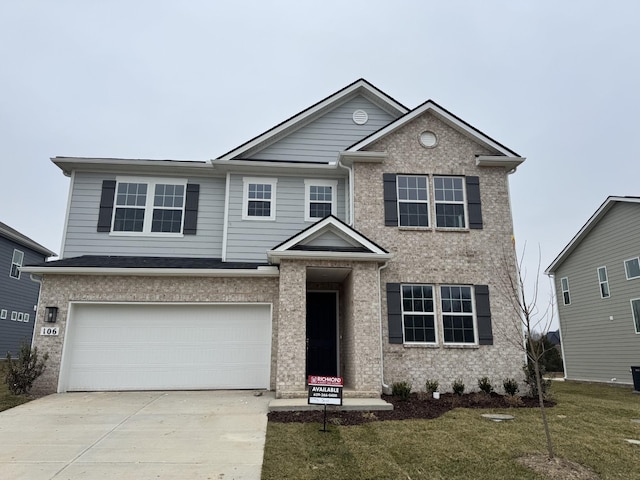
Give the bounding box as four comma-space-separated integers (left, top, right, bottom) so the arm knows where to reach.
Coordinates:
0, 390, 273, 480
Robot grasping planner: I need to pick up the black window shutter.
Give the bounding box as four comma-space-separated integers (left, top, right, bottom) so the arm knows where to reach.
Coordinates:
475, 284, 493, 345
183, 184, 200, 235
466, 176, 483, 229
386, 283, 403, 344
97, 180, 116, 232
383, 173, 398, 226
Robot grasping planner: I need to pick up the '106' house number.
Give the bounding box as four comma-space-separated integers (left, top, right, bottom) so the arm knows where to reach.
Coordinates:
40, 326, 59, 336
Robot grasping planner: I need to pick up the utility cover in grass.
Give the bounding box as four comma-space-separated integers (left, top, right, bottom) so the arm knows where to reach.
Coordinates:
625, 439, 640, 445
481, 413, 514, 422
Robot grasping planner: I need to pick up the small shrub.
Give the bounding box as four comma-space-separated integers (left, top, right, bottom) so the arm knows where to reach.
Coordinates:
503, 378, 519, 396
391, 381, 412, 401
504, 395, 524, 407
452, 378, 465, 396
477, 376, 493, 394
522, 363, 552, 398
4, 343, 48, 395
425, 379, 439, 394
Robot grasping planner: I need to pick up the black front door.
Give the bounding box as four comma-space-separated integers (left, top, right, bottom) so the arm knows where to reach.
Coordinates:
306, 291, 338, 378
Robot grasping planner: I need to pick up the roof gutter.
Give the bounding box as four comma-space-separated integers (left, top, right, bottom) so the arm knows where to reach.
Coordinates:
20, 266, 280, 277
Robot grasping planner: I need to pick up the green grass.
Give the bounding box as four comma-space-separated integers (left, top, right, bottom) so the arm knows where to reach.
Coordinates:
262, 382, 640, 479
0, 361, 31, 412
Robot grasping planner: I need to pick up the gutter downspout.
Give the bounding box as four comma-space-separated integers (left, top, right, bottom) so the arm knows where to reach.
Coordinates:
221, 172, 231, 262
337, 157, 354, 226
29, 274, 43, 348
377, 260, 390, 393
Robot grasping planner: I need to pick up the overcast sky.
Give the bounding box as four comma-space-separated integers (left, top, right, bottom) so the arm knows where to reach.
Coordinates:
2, 1, 638, 327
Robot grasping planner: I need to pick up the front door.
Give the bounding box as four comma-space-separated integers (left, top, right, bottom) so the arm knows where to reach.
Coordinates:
306, 291, 338, 378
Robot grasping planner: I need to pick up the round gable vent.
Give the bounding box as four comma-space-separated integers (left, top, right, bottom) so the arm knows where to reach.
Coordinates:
352, 109, 368, 125
419, 131, 437, 148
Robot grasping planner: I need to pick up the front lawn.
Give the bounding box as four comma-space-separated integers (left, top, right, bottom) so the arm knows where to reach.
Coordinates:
262, 382, 640, 479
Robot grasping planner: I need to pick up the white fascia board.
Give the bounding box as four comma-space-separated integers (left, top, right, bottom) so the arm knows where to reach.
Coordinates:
347, 102, 519, 157
267, 250, 392, 264
52, 157, 212, 177
216, 80, 408, 162
338, 151, 388, 165
210, 159, 341, 176
0, 229, 56, 257
544, 196, 640, 274
20, 266, 280, 277
476, 155, 526, 171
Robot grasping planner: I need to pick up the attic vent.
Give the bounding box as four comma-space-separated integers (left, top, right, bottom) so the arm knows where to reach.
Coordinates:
352, 109, 368, 125
419, 131, 437, 148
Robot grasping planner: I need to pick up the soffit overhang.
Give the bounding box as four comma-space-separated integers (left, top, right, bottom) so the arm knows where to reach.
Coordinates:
52, 157, 213, 178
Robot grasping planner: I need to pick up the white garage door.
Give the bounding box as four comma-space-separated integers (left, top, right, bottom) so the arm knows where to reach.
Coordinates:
60, 303, 271, 392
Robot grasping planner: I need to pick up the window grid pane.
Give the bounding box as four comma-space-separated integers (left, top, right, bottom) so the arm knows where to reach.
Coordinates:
116, 183, 147, 207
441, 286, 474, 344
309, 203, 332, 218
248, 200, 271, 217
114, 208, 145, 232
308, 185, 333, 219
434, 177, 465, 228
401, 285, 435, 343
397, 176, 429, 227
598, 267, 610, 298
154, 184, 184, 208
151, 209, 183, 233
625, 258, 640, 279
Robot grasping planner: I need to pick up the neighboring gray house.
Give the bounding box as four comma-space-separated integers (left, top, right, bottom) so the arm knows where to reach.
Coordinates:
0, 221, 55, 357
546, 196, 640, 386
24, 79, 527, 398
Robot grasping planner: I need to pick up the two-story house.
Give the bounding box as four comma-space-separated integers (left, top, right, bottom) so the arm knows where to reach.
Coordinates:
546, 196, 640, 386
0, 221, 55, 357
25, 79, 526, 398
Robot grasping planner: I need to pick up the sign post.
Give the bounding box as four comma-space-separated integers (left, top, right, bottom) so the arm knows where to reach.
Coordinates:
308, 376, 343, 432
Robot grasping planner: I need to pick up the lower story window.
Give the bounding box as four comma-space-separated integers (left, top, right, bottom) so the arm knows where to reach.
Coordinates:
401, 285, 436, 343
631, 299, 640, 334
441, 285, 475, 343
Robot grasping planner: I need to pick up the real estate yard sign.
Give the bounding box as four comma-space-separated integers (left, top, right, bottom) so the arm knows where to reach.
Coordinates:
308, 376, 343, 406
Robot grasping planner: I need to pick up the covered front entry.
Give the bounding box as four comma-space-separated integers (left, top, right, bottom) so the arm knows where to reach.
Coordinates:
306, 291, 338, 378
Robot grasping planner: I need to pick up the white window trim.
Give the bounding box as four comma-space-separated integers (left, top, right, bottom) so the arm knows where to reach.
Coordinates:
304, 179, 337, 222
111, 176, 187, 237
561, 277, 571, 305
401, 284, 438, 345
631, 298, 640, 334
396, 175, 430, 228
10, 249, 23, 279
597, 266, 610, 298
433, 176, 468, 230
440, 285, 478, 346
242, 177, 277, 221
17, 312, 24, 322
0, 309, 7, 319
24, 313, 29, 323
624, 257, 640, 280
11, 311, 17, 321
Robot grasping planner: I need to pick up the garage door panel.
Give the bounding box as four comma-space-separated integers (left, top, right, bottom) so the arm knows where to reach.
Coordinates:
62, 303, 271, 391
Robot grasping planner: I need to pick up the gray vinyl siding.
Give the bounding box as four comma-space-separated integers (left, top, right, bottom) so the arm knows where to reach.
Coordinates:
247, 96, 396, 163
304, 231, 354, 248
62, 172, 225, 258
555, 202, 640, 385
0, 237, 46, 356
226, 174, 347, 262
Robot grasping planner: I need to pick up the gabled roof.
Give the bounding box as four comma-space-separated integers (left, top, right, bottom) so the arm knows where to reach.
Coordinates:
346, 99, 523, 161
545, 196, 640, 274
268, 215, 391, 264
0, 221, 55, 257
216, 79, 408, 162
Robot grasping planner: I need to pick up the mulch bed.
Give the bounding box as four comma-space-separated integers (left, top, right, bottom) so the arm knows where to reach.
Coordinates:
268, 392, 554, 426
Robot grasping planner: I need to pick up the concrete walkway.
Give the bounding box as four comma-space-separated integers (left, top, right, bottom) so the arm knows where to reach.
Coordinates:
0, 390, 273, 480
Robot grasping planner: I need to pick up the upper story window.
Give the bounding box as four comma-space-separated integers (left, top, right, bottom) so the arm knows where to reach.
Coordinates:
383, 174, 482, 230
434, 176, 466, 228
305, 179, 337, 221
624, 257, 640, 280
397, 175, 429, 227
10, 249, 23, 279
597, 266, 610, 298
242, 177, 277, 221
560, 277, 571, 305
112, 178, 187, 235
401, 284, 436, 343
441, 285, 475, 344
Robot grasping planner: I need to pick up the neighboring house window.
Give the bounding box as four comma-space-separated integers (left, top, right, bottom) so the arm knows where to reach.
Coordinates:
304, 180, 337, 221
17, 312, 24, 322
97, 179, 199, 235
631, 299, 640, 334
383, 174, 483, 229
10, 249, 23, 279
434, 176, 466, 228
624, 257, 640, 280
560, 277, 571, 305
397, 175, 429, 227
597, 266, 610, 298
242, 177, 277, 220
0, 309, 7, 319
24, 313, 29, 323
441, 285, 475, 344
11, 311, 17, 321
401, 285, 436, 343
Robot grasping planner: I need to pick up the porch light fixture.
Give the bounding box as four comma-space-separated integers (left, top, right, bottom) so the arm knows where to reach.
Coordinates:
45, 307, 58, 323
